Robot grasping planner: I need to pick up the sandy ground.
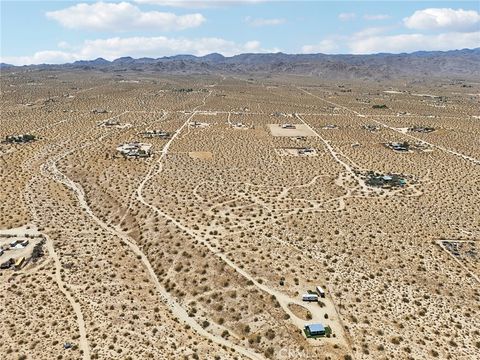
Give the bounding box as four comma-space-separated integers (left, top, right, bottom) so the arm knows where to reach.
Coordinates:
189, 151, 213, 160
268, 123, 317, 137
1, 71, 479, 360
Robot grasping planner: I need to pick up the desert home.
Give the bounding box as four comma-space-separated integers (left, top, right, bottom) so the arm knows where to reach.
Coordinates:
116, 143, 152, 158
143, 130, 171, 139
304, 323, 326, 337
4, 134, 36, 143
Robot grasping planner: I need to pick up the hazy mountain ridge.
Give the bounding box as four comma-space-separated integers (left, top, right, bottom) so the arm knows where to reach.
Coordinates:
2, 48, 479, 80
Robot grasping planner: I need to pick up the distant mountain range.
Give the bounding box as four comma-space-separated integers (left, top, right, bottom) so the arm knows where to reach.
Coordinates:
2, 48, 479, 80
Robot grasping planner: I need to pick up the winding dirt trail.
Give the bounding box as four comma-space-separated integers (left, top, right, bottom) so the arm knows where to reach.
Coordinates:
134, 89, 350, 350
19, 143, 93, 360
45, 152, 265, 360
21, 178, 92, 360
38, 88, 265, 360
137, 186, 348, 346
44, 233, 91, 360
19, 79, 360, 359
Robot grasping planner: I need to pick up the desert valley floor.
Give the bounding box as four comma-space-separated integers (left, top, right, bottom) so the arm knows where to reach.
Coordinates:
0, 70, 479, 360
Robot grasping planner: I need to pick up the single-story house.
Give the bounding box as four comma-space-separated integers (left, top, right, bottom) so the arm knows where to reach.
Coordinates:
305, 323, 325, 336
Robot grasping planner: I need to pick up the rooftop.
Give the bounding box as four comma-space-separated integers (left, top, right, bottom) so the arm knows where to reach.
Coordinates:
306, 323, 325, 332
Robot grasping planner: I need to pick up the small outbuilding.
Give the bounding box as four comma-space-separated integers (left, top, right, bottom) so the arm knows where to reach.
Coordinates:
305, 323, 325, 336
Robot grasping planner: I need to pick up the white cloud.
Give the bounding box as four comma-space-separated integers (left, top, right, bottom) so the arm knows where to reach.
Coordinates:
2, 51, 80, 66
301, 40, 339, 54
46, 2, 205, 32
302, 7, 480, 55
244, 16, 285, 27
244, 40, 262, 51
57, 41, 71, 49
2, 36, 277, 65
353, 26, 390, 39
134, 0, 264, 8
363, 14, 391, 21
348, 31, 480, 54
338, 12, 356, 21
404, 8, 480, 32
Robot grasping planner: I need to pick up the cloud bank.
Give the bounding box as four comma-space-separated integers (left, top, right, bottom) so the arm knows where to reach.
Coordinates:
2, 36, 277, 65
304, 8, 480, 54
349, 31, 480, 54
404, 8, 480, 32
4, 6, 479, 65
46, 2, 205, 31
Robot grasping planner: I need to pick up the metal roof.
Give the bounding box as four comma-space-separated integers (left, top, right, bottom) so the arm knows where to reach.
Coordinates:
307, 323, 325, 332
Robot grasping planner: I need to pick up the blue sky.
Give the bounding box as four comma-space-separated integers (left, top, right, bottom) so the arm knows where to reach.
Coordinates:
1, 1, 479, 65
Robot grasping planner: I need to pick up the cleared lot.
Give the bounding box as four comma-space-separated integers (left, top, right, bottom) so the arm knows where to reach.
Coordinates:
268, 123, 317, 137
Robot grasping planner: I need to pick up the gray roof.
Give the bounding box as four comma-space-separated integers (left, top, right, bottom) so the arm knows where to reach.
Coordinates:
306, 323, 325, 332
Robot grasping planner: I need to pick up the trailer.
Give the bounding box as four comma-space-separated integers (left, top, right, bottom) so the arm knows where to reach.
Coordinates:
302, 293, 318, 302
316, 286, 325, 298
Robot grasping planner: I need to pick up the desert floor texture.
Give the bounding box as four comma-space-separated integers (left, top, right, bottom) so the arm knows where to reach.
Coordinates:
1, 70, 479, 360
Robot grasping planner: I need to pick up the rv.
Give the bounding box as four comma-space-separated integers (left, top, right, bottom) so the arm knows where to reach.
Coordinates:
302, 293, 319, 302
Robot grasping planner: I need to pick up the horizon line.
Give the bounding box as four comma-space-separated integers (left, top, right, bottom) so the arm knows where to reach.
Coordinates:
2, 47, 478, 67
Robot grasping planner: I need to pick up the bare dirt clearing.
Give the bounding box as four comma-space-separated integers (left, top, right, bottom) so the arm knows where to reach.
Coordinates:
268, 123, 317, 137
189, 151, 213, 160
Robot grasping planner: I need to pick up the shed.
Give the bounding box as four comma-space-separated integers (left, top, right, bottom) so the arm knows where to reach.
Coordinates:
305, 323, 325, 336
